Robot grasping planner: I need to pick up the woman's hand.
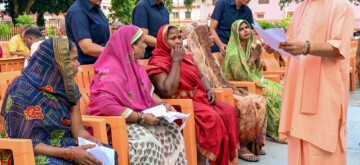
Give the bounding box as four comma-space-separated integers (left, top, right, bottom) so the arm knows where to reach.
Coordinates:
250, 44, 262, 61
144, 113, 160, 125
164, 102, 176, 112
73, 144, 101, 165
220, 43, 227, 57
279, 41, 307, 56
171, 43, 185, 60
206, 89, 216, 105
84, 136, 103, 146
234, 88, 248, 96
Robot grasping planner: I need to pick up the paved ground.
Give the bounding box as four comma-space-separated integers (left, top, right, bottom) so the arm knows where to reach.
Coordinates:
238, 81, 360, 165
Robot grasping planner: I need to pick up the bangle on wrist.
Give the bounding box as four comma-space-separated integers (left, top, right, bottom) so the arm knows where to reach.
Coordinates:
159, 101, 166, 105
69, 148, 74, 161
139, 113, 146, 124
303, 40, 310, 55
62, 147, 67, 160
137, 112, 141, 123
172, 58, 183, 63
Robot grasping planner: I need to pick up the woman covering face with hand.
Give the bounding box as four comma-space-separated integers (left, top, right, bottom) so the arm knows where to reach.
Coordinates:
148, 25, 239, 165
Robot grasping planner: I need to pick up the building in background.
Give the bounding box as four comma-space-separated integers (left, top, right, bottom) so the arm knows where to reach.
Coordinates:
101, 0, 111, 17
170, 0, 202, 26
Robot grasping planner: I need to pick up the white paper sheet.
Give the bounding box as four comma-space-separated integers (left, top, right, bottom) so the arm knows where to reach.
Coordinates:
78, 137, 115, 165
142, 105, 190, 130
253, 24, 298, 59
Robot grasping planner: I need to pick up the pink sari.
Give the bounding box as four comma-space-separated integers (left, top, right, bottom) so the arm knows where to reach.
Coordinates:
88, 25, 156, 116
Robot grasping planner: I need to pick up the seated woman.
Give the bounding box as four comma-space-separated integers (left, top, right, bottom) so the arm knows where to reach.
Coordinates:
222, 20, 285, 143
187, 25, 267, 162
87, 25, 187, 165
147, 24, 238, 165
0, 38, 113, 164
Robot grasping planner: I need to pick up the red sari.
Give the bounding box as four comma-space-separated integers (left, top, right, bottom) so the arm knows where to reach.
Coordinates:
148, 25, 239, 165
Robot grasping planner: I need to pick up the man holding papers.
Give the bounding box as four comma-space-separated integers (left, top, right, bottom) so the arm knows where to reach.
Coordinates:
277, 0, 355, 164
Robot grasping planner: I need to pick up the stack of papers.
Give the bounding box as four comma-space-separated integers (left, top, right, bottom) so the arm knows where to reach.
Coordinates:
142, 105, 190, 130
78, 137, 115, 165
253, 24, 298, 59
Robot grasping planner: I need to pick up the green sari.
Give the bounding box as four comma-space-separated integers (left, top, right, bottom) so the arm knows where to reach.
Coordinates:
222, 20, 285, 143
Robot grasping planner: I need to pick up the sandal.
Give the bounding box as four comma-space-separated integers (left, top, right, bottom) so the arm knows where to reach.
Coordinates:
260, 149, 266, 155
238, 148, 260, 162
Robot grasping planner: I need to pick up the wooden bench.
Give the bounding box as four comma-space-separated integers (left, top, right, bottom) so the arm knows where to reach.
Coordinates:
0, 57, 25, 72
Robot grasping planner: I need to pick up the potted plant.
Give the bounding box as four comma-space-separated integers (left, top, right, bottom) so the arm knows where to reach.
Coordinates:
15, 13, 36, 27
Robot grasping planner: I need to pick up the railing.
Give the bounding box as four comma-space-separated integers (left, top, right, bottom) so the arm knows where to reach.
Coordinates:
0, 19, 61, 41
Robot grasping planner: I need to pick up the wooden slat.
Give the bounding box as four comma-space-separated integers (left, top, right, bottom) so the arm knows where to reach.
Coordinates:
0, 57, 25, 72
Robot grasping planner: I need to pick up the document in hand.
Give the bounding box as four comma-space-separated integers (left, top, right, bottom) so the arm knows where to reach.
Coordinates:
253, 24, 298, 59
142, 105, 190, 130
78, 137, 115, 165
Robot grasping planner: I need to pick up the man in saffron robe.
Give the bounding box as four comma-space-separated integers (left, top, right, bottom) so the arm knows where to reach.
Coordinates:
277, 0, 355, 164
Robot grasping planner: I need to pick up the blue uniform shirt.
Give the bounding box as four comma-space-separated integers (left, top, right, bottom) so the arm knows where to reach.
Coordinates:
132, 0, 169, 59
211, 0, 254, 52
66, 0, 110, 64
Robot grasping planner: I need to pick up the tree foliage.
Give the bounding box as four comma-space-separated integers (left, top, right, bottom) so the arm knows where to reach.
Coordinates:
30, 0, 75, 26
183, 0, 206, 10
109, 0, 138, 24
15, 12, 36, 26
4, 0, 74, 25
165, 0, 174, 13
4, 0, 34, 24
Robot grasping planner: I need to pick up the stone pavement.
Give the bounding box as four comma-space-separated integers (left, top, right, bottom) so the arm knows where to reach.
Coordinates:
238, 88, 360, 165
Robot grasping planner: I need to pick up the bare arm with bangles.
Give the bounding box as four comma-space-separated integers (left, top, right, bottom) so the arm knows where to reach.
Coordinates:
33, 102, 101, 164
151, 43, 185, 97
125, 94, 176, 125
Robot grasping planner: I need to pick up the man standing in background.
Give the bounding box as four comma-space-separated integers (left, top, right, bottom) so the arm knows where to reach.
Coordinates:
132, 0, 169, 59
66, 0, 110, 64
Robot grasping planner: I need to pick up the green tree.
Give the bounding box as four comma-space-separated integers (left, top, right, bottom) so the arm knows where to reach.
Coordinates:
4, 0, 35, 24
109, 0, 138, 24
30, 0, 75, 26
4, 0, 74, 25
109, 0, 176, 24
183, 0, 206, 10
